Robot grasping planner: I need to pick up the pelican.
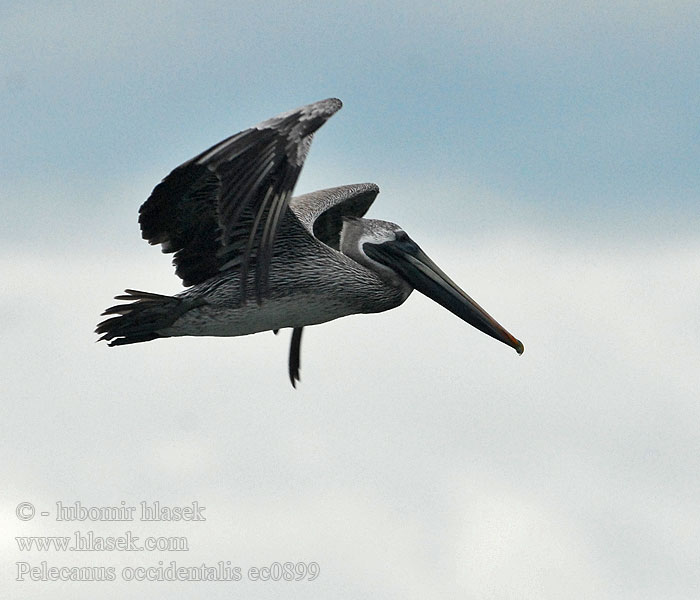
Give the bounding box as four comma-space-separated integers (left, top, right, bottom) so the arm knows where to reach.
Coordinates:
97, 98, 524, 385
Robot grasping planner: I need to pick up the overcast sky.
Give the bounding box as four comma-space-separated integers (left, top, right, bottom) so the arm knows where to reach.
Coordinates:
2, 2, 700, 599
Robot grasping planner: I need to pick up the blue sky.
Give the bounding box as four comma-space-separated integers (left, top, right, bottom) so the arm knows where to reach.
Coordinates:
3, 1, 698, 241
2, 2, 700, 599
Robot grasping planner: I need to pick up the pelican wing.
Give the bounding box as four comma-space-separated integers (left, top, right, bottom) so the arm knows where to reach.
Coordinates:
289, 182, 380, 250
284, 182, 380, 387
138, 98, 342, 302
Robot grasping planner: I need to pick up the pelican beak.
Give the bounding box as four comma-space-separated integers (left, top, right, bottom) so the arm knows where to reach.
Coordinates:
364, 235, 524, 355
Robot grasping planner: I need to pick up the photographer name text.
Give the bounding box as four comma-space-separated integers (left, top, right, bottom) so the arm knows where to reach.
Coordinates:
53, 501, 206, 522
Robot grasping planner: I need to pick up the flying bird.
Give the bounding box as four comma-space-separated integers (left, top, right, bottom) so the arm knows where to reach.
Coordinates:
96, 98, 524, 385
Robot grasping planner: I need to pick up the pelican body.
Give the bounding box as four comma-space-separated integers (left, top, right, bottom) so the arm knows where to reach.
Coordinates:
97, 98, 523, 385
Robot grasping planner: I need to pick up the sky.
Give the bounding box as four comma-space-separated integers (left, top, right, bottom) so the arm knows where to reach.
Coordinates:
2, 1, 700, 598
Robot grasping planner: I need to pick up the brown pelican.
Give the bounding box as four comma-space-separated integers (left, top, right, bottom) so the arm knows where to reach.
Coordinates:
97, 98, 524, 386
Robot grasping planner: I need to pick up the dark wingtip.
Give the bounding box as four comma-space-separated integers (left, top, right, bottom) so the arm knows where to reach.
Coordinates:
326, 97, 342, 112
312, 97, 342, 114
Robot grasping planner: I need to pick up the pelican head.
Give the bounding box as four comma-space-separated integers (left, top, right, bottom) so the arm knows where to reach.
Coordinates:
340, 217, 524, 355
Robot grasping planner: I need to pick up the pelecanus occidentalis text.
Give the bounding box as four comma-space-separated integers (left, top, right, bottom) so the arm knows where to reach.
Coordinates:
96, 98, 524, 386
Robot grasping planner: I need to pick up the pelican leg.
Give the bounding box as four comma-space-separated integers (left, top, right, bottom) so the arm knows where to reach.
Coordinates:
288, 327, 304, 387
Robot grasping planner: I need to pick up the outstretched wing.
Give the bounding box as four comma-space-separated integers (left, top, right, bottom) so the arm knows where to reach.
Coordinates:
138, 98, 342, 303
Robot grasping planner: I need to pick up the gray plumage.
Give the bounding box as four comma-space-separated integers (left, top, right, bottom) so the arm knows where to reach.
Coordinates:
97, 98, 524, 386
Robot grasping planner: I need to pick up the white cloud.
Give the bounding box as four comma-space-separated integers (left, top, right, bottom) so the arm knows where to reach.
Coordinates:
452, 476, 603, 598
3, 230, 699, 598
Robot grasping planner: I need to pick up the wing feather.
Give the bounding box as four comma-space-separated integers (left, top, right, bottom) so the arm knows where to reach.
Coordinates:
289, 183, 380, 250
137, 98, 342, 298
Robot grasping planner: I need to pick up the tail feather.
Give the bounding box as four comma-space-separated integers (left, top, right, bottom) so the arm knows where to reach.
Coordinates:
96, 289, 190, 346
